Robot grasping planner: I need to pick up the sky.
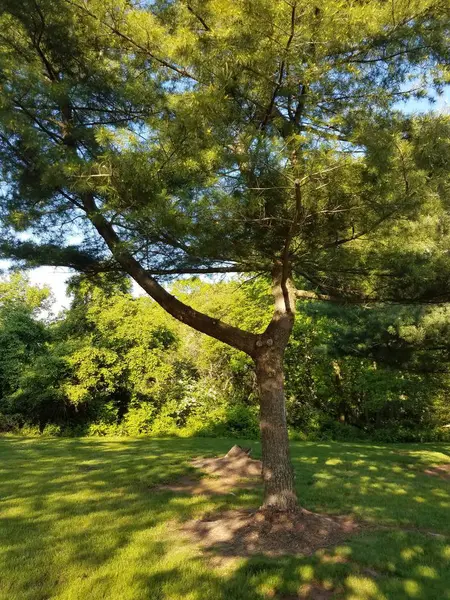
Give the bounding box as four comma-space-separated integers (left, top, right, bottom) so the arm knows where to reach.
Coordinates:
1, 91, 449, 314
28, 266, 74, 313
0, 261, 145, 315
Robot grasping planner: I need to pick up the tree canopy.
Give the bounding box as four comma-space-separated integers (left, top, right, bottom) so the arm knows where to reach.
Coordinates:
0, 273, 449, 441
0, 0, 449, 301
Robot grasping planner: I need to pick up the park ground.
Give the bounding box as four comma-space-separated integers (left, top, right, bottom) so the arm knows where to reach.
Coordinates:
0, 437, 449, 600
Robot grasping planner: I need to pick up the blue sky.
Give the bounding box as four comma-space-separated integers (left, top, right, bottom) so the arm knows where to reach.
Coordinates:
1, 90, 449, 314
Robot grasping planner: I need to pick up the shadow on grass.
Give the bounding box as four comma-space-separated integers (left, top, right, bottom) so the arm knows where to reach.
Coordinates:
0, 437, 448, 599
289, 441, 450, 533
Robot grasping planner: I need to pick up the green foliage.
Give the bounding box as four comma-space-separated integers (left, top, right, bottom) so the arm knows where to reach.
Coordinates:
0, 274, 55, 424
0, 0, 449, 305
121, 404, 156, 437
0, 272, 51, 313
0, 0, 449, 466
0, 412, 22, 433
40, 423, 62, 437
1, 273, 449, 442
283, 298, 450, 441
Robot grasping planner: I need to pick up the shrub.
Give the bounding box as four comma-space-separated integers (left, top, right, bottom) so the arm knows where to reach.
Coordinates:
0, 412, 22, 433
19, 424, 41, 437
121, 404, 155, 436
41, 423, 62, 437
86, 422, 121, 436
320, 419, 368, 442
371, 426, 450, 443
150, 401, 181, 437
224, 403, 259, 439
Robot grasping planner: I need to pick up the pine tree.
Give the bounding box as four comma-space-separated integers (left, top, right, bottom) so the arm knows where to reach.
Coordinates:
0, 0, 449, 509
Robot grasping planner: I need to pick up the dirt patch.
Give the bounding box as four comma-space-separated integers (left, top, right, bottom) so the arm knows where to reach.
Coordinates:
191, 445, 262, 478
158, 474, 258, 496
297, 582, 334, 599
424, 463, 450, 480
182, 507, 359, 558
157, 445, 262, 496
164, 446, 359, 558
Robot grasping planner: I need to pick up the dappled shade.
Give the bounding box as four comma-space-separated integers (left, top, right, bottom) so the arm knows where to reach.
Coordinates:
0, 438, 448, 599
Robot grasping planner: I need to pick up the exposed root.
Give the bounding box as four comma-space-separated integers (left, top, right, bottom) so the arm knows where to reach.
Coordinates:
182, 506, 359, 558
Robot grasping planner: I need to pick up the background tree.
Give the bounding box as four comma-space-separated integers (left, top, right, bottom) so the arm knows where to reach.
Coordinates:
1, 274, 449, 441
0, 0, 449, 510
0, 274, 52, 426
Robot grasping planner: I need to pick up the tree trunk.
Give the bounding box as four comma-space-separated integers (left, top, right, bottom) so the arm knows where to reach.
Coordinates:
255, 345, 298, 511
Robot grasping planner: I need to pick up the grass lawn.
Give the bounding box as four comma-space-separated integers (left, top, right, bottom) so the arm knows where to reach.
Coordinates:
0, 437, 449, 600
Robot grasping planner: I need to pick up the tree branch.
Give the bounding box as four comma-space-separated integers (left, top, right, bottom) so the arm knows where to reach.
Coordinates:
260, 2, 296, 130
186, 4, 210, 31
80, 194, 258, 356
64, 0, 197, 81
261, 261, 296, 351
146, 266, 259, 275
320, 210, 398, 250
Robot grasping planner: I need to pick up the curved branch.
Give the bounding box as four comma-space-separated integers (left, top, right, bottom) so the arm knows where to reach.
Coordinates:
81, 194, 258, 356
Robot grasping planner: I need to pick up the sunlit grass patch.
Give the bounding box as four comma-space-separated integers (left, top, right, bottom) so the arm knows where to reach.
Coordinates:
0, 437, 448, 599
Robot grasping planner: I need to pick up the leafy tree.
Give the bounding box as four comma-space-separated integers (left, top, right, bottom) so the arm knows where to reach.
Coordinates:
2, 273, 449, 440
0, 272, 51, 314
0, 0, 449, 509
285, 300, 450, 439
51, 274, 182, 430
0, 274, 51, 425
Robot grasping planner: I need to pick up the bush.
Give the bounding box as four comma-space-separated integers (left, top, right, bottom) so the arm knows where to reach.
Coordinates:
86, 422, 121, 436
41, 423, 62, 437
183, 406, 229, 437
121, 404, 155, 436
0, 412, 21, 433
371, 426, 450, 443
319, 419, 368, 442
150, 401, 182, 437
19, 424, 41, 437
223, 403, 259, 439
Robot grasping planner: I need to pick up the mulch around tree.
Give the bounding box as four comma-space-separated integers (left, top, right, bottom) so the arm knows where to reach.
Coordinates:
165, 446, 361, 558
182, 506, 359, 558
157, 445, 262, 495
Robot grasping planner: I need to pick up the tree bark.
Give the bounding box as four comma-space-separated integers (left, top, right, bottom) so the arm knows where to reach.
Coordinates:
253, 263, 299, 511
51, 72, 296, 512
255, 345, 297, 511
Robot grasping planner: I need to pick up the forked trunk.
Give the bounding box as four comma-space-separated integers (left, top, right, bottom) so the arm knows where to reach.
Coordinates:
255, 346, 298, 511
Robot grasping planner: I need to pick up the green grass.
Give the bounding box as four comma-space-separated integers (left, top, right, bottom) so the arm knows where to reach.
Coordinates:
0, 437, 449, 600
